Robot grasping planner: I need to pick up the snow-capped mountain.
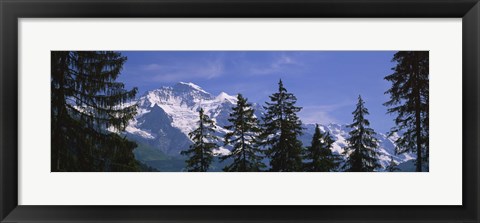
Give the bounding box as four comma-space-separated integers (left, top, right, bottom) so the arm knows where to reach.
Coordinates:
300, 123, 415, 169
124, 82, 415, 171
126, 82, 262, 158
136, 82, 235, 137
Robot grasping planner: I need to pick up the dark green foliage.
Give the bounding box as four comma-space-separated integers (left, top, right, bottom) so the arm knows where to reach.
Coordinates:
303, 124, 340, 172
144, 158, 187, 172
342, 95, 380, 172
384, 51, 429, 172
51, 51, 139, 172
181, 108, 218, 172
221, 94, 265, 172
137, 161, 160, 172
261, 79, 304, 172
386, 156, 400, 172
133, 141, 170, 161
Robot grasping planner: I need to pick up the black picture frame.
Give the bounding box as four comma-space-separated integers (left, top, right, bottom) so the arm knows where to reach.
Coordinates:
1, 0, 479, 222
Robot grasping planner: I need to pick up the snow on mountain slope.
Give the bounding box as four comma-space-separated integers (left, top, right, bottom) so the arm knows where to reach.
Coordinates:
125, 82, 415, 171
135, 82, 236, 136
126, 82, 245, 157
301, 123, 415, 170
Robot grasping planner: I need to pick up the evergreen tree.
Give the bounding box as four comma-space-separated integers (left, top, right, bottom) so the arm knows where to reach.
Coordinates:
384, 51, 429, 172
342, 95, 380, 172
221, 94, 265, 172
386, 156, 400, 172
51, 51, 138, 172
261, 79, 304, 172
303, 124, 340, 172
181, 108, 218, 172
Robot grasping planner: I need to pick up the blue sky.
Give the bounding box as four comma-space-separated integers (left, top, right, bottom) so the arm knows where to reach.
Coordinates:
117, 51, 397, 133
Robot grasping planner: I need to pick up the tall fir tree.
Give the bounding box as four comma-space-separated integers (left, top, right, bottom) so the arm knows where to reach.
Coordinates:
261, 79, 304, 172
181, 108, 218, 172
303, 124, 340, 172
342, 95, 380, 172
384, 51, 429, 172
221, 94, 265, 172
386, 156, 400, 172
51, 51, 139, 172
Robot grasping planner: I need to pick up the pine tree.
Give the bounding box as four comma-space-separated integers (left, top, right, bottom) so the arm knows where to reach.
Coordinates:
261, 79, 304, 172
303, 124, 340, 172
51, 51, 139, 172
181, 108, 218, 172
386, 156, 400, 172
342, 95, 380, 172
221, 94, 265, 172
384, 51, 429, 172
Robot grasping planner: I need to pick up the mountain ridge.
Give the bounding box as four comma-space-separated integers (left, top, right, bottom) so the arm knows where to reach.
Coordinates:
123, 82, 416, 171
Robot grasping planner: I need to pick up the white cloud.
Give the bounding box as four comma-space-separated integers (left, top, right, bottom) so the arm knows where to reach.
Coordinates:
141, 63, 163, 71
300, 110, 338, 125
139, 58, 224, 82
278, 54, 295, 65
299, 102, 354, 125
250, 54, 299, 75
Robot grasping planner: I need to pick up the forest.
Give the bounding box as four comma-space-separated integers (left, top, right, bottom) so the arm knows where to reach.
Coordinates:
51, 51, 429, 172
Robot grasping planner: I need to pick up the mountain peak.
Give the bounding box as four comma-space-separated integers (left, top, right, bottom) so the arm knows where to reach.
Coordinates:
216, 92, 237, 103
175, 82, 208, 94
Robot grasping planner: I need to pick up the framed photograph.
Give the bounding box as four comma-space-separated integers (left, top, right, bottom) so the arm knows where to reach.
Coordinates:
1, 0, 479, 222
